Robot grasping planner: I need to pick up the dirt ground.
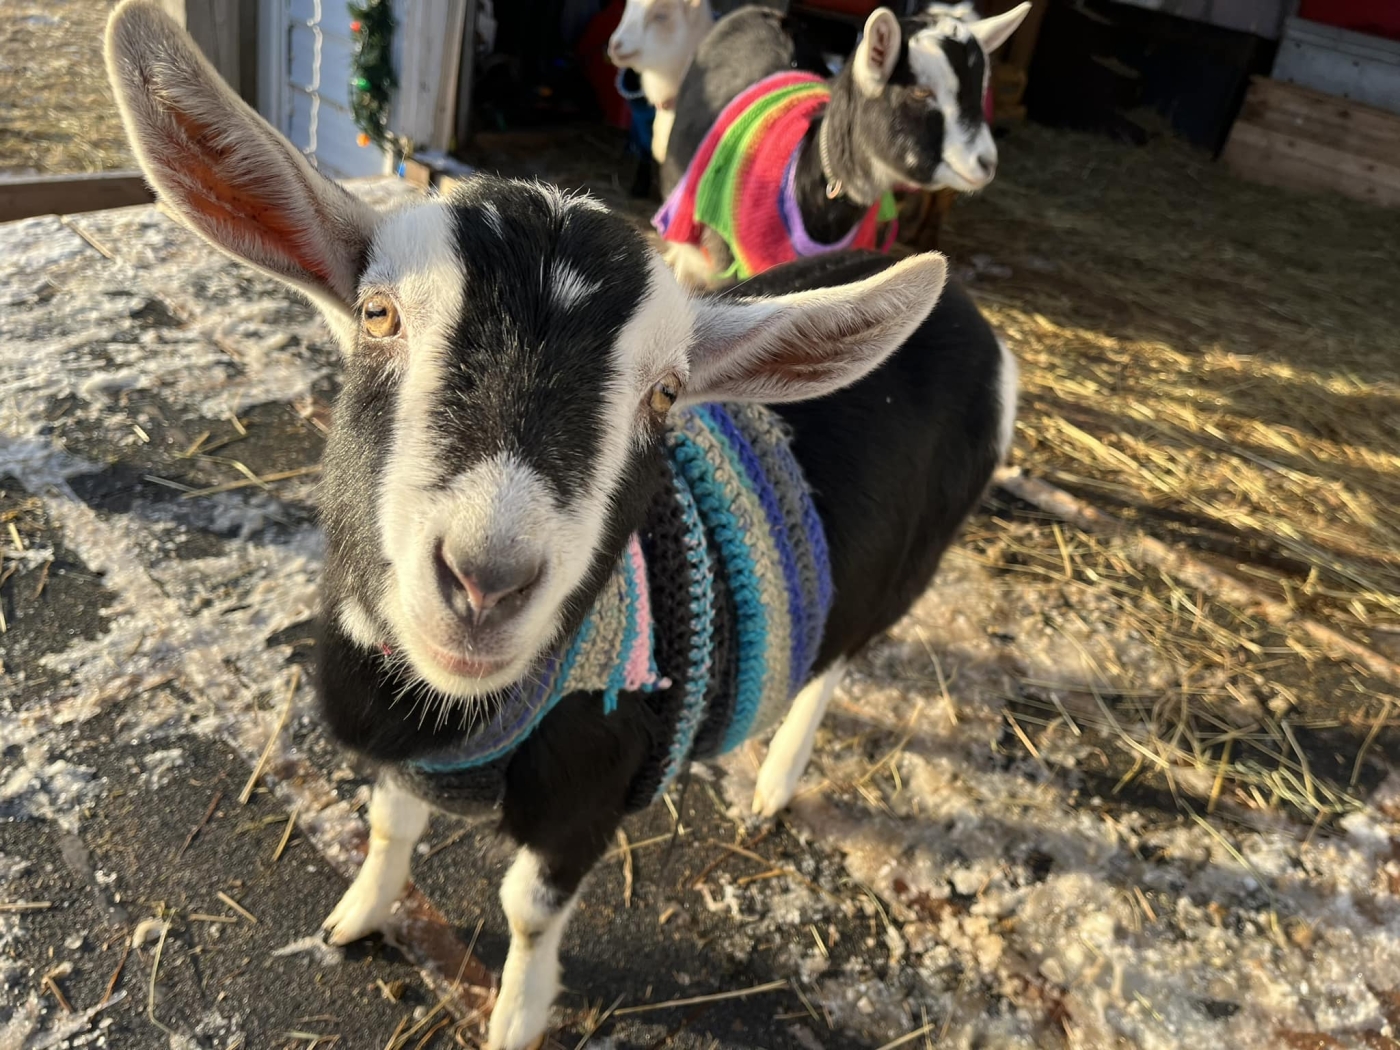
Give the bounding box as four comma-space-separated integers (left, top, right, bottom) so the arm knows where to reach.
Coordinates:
2, 6, 1400, 1050
0, 0, 130, 176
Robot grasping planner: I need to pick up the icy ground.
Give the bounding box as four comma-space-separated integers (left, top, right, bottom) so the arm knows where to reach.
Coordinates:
1, 181, 1397, 1049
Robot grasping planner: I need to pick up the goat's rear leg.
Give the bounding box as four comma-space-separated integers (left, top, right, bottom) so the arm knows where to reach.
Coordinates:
323, 778, 430, 944
753, 658, 846, 818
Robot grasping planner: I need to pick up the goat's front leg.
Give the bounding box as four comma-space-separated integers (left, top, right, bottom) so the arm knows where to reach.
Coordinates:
486, 694, 651, 1050
488, 846, 596, 1050
323, 777, 430, 945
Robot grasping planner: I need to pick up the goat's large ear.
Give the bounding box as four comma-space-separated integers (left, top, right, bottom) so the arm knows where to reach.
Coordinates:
683, 254, 947, 406
968, 2, 1031, 54
853, 8, 902, 97
104, 0, 375, 345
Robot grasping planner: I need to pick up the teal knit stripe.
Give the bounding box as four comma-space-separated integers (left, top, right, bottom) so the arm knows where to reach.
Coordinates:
694, 406, 794, 738
669, 424, 769, 753
654, 460, 716, 795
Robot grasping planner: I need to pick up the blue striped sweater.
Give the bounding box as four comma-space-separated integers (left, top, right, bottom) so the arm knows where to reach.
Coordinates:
401, 401, 833, 811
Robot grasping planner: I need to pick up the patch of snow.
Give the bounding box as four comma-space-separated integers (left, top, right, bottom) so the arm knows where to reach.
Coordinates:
720, 551, 1400, 1048
140, 748, 186, 790
271, 935, 345, 968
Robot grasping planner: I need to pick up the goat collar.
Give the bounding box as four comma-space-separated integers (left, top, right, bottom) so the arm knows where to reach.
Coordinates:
817, 119, 843, 200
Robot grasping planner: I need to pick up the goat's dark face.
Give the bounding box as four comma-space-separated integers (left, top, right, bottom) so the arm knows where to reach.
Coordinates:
105, 0, 951, 712
320, 182, 693, 699
845, 5, 1030, 194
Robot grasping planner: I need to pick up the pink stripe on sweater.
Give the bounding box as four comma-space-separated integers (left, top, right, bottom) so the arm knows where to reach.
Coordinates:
622, 535, 654, 691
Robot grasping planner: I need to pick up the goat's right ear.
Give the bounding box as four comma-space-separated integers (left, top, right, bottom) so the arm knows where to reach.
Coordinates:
104, 0, 375, 346
683, 254, 947, 406
853, 8, 902, 97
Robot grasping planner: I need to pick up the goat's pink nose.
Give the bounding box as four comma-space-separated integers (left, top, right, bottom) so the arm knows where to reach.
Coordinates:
435, 546, 544, 626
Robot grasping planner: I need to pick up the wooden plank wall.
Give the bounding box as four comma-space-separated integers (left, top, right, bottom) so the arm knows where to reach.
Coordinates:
393, 0, 469, 153
1223, 76, 1400, 208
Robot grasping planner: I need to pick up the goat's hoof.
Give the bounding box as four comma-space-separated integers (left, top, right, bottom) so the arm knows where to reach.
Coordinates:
321, 877, 397, 945
751, 758, 803, 820
486, 1011, 548, 1050
487, 975, 553, 1050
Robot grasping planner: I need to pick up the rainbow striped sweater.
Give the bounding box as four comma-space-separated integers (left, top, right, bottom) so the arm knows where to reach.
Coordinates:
403, 401, 833, 811
654, 71, 898, 280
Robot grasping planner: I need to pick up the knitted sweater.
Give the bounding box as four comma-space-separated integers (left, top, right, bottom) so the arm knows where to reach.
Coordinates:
400, 401, 833, 812
653, 71, 898, 280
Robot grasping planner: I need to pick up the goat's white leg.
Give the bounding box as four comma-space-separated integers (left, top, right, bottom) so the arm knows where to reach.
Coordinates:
323, 778, 430, 945
651, 109, 674, 164
488, 849, 577, 1050
753, 658, 846, 818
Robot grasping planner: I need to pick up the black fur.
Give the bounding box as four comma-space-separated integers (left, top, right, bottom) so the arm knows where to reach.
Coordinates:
742, 253, 1004, 665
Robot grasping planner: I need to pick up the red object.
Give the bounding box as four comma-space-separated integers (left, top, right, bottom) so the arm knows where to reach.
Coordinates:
657, 72, 891, 277
577, 0, 632, 130
350, 19, 361, 32
1297, 0, 1400, 42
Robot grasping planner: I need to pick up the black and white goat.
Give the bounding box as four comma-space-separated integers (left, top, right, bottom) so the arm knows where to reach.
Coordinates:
661, 2, 1030, 287
104, 3, 1016, 1047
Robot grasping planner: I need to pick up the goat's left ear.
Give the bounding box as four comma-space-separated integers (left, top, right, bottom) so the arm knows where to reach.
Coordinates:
103, 0, 376, 346
853, 8, 902, 97
683, 254, 948, 406
968, 2, 1032, 54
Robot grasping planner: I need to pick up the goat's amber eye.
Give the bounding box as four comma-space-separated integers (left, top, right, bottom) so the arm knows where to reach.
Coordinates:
362, 296, 401, 339
910, 87, 934, 101
649, 373, 680, 415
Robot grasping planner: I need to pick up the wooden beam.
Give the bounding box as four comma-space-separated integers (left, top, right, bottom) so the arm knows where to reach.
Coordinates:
452, 0, 479, 151
0, 172, 154, 224
1224, 120, 1400, 208
1223, 77, 1400, 208
160, 0, 245, 100
392, 0, 469, 153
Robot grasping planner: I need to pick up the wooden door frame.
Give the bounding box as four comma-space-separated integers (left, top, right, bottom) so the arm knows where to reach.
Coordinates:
257, 0, 290, 140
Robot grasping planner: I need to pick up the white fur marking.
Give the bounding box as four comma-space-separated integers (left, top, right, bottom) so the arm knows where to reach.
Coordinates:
387, 452, 559, 703
338, 595, 381, 650
323, 780, 430, 945
490, 849, 576, 1050
752, 660, 846, 818
551, 262, 601, 310
996, 336, 1019, 461
480, 200, 505, 237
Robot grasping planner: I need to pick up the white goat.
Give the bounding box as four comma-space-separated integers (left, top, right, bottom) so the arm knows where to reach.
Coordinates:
608, 0, 714, 163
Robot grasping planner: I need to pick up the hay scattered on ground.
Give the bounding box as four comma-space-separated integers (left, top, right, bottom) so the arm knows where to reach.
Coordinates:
943, 123, 1400, 642
0, 0, 132, 176
932, 124, 1400, 824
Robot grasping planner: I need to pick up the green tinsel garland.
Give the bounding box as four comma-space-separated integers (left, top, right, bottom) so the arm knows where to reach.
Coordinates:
348, 0, 396, 151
